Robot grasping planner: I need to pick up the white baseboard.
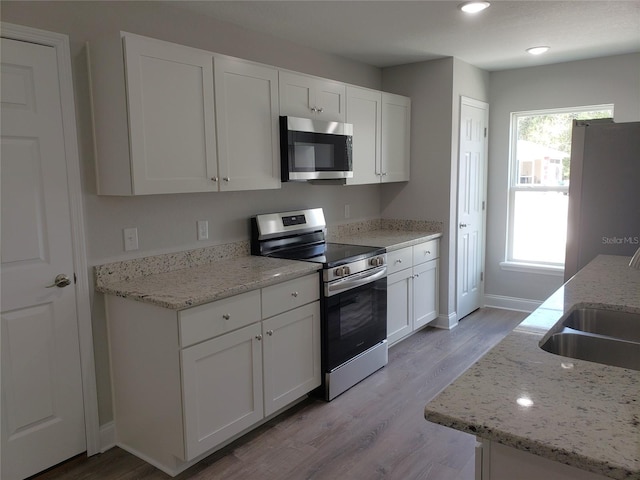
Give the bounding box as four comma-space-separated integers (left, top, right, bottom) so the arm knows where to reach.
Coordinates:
484, 294, 542, 313
99, 421, 116, 453
431, 312, 458, 330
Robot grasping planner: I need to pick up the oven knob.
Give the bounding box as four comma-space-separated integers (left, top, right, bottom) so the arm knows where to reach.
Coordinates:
334, 267, 344, 277
369, 257, 377, 267
343, 266, 351, 275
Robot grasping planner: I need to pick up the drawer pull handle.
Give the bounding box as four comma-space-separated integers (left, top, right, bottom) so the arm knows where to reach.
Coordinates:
425, 250, 431, 255
291, 291, 299, 297
395, 259, 402, 264
222, 314, 231, 320
266, 330, 274, 336
255, 334, 263, 341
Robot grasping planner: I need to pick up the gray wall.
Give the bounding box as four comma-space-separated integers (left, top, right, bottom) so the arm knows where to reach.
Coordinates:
1, 1, 383, 425
485, 53, 640, 303
381, 57, 489, 322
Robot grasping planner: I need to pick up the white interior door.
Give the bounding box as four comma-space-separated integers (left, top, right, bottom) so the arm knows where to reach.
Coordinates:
456, 97, 488, 320
1, 37, 86, 480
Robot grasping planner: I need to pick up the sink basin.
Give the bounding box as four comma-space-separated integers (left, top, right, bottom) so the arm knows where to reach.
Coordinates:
563, 308, 640, 342
539, 308, 640, 371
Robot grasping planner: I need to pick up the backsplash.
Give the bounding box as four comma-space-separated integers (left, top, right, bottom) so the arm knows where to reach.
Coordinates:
95, 218, 444, 288
94, 241, 249, 288
327, 218, 443, 239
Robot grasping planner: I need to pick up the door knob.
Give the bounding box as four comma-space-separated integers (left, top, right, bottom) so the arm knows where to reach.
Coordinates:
459, 223, 468, 229
46, 273, 71, 288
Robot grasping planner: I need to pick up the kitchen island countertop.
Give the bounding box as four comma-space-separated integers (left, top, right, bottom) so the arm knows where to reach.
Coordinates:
424, 255, 640, 479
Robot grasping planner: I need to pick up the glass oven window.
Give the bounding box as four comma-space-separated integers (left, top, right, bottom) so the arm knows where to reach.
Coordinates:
324, 278, 387, 370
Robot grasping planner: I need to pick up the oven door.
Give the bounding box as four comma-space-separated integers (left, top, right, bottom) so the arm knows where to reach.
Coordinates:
322, 273, 387, 371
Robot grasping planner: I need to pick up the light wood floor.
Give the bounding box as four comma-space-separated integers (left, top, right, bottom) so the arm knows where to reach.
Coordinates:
34, 307, 527, 480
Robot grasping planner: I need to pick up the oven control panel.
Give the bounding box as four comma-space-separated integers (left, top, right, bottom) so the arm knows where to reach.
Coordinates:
324, 254, 387, 282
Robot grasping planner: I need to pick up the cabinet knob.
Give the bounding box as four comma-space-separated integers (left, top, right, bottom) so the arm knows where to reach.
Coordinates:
266, 330, 274, 336
459, 223, 468, 229
291, 291, 299, 297
318, 107, 324, 113
382, 172, 387, 176
414, 273, 420, 278
255, 334, 263, 341
311, 106, 317, 112
211, 177, 218, 182
222, 314, 231, 320
223, 177, 230, 182
425, 250, 431, 255
395, 259, 402, 264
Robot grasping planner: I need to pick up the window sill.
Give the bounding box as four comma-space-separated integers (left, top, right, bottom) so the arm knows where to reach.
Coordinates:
499, 261, 564, 277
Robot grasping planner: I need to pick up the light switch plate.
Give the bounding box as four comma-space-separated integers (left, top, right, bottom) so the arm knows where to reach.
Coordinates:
123, 227, 139, 251
197, 220, 209, 241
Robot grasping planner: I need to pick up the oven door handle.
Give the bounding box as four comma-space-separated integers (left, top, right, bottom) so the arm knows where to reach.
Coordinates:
325, 266, 387, 297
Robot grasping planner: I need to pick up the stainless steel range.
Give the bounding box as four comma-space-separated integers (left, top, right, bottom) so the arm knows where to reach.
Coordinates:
251, 208, 388, 400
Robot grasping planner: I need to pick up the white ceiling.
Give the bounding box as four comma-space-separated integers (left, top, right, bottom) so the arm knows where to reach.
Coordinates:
167, 0, 640, 71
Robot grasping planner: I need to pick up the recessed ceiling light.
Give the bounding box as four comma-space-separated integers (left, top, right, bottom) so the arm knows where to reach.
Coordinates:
526, 46, 551, 55
458, 2, 491, 14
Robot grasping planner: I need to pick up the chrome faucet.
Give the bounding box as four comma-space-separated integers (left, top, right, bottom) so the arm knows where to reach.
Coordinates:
630, 247, 640, 269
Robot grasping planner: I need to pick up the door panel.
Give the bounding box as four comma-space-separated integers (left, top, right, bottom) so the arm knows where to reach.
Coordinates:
457, 99, 488, 320
1, 37, 85, 480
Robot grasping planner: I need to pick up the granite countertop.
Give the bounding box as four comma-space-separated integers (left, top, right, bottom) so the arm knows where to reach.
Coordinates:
95, 255, 320, 310
94, 221, 443, 310
424, 255, 640, 479
329, 229, 442, 251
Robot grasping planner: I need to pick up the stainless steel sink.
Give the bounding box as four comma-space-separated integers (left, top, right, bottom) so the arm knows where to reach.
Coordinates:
539, 308, 640, 371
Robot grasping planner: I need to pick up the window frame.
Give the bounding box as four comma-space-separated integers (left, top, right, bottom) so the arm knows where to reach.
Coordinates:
503, 104, 614, 274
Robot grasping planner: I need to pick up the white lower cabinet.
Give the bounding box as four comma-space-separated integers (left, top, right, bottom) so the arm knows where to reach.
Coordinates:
476, 439, 610, 480
386, 239, 439, 346
105, 273, 320, 476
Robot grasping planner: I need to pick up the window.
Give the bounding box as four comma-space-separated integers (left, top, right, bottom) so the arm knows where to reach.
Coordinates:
505, 105, 613, 271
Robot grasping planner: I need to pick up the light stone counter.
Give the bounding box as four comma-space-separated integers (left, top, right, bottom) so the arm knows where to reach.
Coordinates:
95, 245, 320, 310
424, 255, 640, 479
328, 218, 443, 251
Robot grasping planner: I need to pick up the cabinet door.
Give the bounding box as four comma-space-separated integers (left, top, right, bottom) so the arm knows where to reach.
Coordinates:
314, 78, 346, 122
181, 323, 263, 460
279, 71, 346, 121
386, 267, 413, 346
262, 302, 321, 416
215, 57, 280, 191
381, 93, 411, 183
413, 259, 438, 329
346, 86, 382, 185
123, 34, 218, 194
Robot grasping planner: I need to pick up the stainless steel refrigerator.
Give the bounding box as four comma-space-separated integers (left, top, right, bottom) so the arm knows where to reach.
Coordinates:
564, 119, 640, 281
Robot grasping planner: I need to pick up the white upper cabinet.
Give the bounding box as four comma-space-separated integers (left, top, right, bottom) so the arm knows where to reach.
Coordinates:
381, 93, 411, 183
346, 86, 382, 185
89, 32, 218, 195
88, 32, 280, 195
345, 88, 411, 184
214, 57, 280, 191
279, 71, 346, 122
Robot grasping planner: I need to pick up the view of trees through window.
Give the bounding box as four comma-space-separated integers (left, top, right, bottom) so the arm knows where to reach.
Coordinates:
508, 106, 613, 266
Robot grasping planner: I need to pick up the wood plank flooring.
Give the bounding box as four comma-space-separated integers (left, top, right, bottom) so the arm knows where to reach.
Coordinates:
33, 307, 527, 480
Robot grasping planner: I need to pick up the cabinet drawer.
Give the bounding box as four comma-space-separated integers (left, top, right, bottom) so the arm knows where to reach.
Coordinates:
179, 290, 261, 347
386, 247, 413, 275
413, 239, 439, 264
262, 274, 319, 319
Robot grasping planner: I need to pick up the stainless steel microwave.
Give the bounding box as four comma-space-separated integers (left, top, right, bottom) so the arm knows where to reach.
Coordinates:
280, 116, 353, 181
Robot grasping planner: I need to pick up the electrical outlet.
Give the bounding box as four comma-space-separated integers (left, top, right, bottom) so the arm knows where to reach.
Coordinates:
197, 220, 209, 241
123, 227, 139, 251
344, 204, 351, 219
